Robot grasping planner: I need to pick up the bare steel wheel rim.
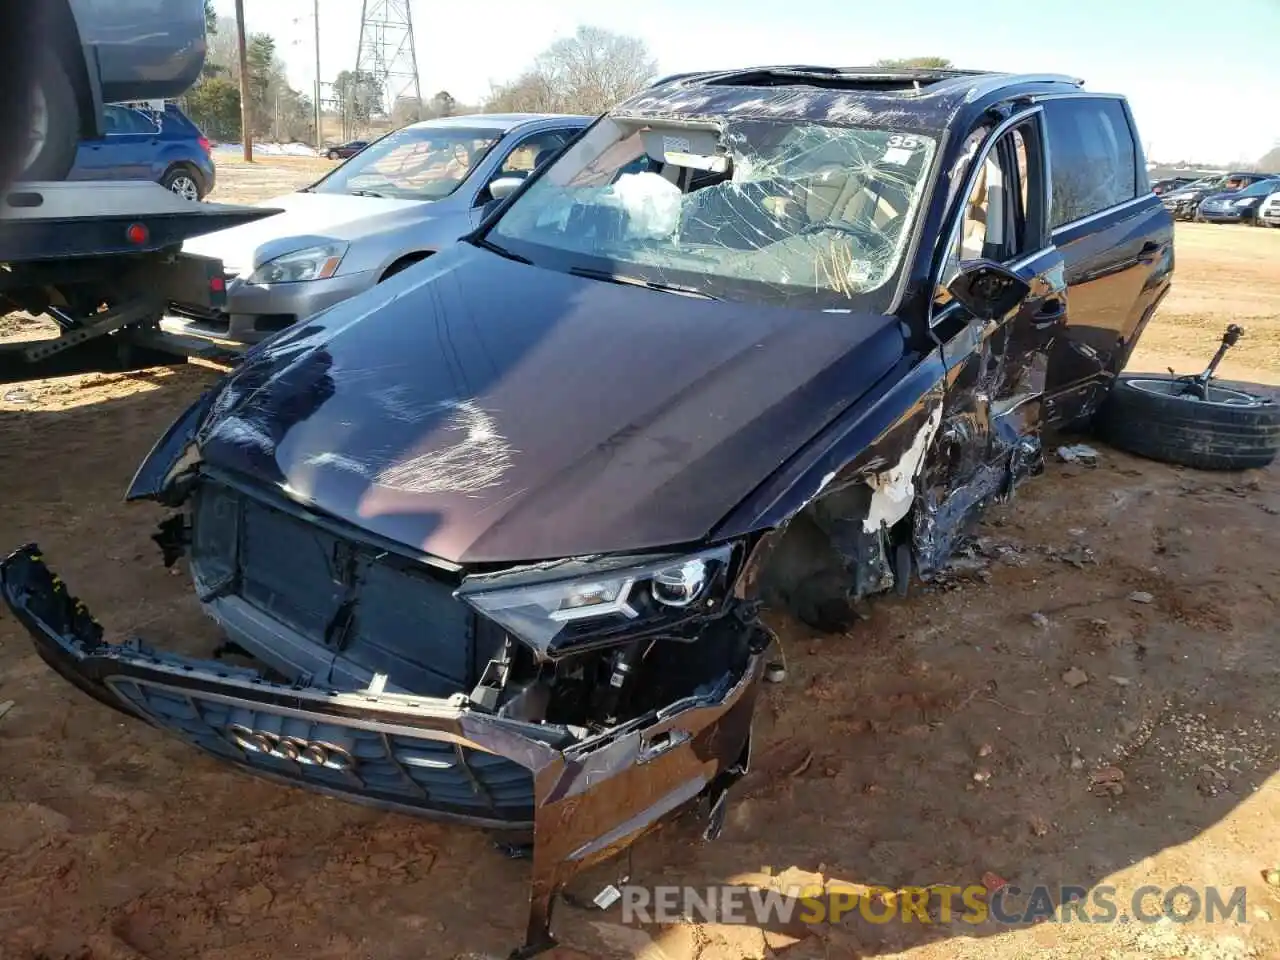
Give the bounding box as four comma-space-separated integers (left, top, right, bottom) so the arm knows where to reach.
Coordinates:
169, 174, 200, 201
1126, 378, 1266, 408
22, 86, 48, 171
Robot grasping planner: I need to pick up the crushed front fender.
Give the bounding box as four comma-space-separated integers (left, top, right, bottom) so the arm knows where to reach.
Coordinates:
0, 544, 763, 958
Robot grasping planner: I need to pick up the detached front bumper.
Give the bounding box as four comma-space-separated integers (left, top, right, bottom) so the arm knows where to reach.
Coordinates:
1, 545, 763, 957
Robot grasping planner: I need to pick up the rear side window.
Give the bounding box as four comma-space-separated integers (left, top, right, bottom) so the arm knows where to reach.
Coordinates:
104, 106, 160, 135
164, 109, 197, 135
1043, 98, 1138, 227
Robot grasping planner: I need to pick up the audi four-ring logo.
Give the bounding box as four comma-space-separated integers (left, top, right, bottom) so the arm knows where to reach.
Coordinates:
223, 723, 357, 771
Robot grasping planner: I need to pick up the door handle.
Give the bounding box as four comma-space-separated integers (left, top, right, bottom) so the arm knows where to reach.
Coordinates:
1138, 240, 1162, 265
1031, 297, 1066, 327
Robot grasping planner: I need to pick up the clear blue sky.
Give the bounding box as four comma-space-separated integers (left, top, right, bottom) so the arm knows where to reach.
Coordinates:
220, 0, 1280, 165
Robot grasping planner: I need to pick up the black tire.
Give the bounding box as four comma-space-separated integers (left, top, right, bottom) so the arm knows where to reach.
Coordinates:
1096, 374, 1280, 471
327, 150, 339, 160
18, 52, 79, 181
161, 164, 204, 201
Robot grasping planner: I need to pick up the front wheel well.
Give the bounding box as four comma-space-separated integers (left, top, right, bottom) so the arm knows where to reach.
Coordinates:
162, 160, 199, 177
753, 484, 910, 633
379, 251, 433, 282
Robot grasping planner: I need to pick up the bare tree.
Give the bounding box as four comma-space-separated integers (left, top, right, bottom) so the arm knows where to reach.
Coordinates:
428, 90, 457, 117
874, 56, 954, 69
485, 26, 656, 116
391, 97, 423, 126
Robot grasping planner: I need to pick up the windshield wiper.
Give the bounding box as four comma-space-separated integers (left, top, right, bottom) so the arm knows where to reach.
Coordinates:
472, 236, 533, 264
568, 267, 718, 300
348, 189, 386, 198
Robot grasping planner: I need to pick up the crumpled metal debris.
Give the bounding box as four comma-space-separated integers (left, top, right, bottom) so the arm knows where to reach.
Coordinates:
1046, 543, 1098, 569
1056, 444, 1100, 466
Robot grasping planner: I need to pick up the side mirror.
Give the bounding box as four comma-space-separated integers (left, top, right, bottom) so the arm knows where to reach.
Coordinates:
946, 259, 1032, 320
488, 176, 525, 202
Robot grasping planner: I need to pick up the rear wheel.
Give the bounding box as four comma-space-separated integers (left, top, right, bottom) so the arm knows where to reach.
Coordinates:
162, 165, 202, 201
18, 52, 79, 181
1096, 374, 1280, 471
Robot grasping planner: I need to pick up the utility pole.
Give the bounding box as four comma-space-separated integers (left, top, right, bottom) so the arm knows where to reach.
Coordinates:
235, 0, 252, 161
313, 0, 322, 150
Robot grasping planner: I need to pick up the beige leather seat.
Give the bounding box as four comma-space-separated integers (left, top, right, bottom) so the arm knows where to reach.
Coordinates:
804, 164, 910, 235
959, 155, 1004, 261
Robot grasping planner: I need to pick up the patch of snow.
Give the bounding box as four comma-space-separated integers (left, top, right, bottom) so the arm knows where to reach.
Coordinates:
212, 142, 321, 158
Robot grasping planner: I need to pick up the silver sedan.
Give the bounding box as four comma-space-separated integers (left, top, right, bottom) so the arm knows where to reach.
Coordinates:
169, 113, 589, 346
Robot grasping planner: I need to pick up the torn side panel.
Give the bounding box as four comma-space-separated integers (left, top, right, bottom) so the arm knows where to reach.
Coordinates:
862, 402, 943, 533
914, 307, 1050, 577
748, 390, 946, 626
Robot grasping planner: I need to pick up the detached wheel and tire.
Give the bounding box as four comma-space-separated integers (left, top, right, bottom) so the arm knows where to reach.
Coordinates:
18, 54, 79, 181
1097, 375, 1280, 471
162, 166, 203, 201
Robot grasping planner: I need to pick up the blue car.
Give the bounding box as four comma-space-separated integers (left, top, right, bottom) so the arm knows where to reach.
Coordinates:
68, 103, 216, 200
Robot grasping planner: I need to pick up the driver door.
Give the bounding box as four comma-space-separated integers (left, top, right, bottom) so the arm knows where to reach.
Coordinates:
917, 109, 1067, 572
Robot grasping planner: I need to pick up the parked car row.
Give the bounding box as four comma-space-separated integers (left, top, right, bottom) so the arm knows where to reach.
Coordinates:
1158, 171, 1280, 224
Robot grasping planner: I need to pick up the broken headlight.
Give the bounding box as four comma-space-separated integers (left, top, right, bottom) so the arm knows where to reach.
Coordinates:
459, 544, 736, 658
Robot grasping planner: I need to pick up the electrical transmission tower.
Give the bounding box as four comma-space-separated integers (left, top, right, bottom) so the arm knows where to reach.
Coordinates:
354, 0, 422, 116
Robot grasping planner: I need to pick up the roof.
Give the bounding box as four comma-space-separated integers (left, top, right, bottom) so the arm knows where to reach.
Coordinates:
617, 67, 1085, 133
407, 113, 591, 132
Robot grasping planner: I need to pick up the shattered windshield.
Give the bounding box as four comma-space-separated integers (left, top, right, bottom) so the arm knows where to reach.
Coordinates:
311, 126, 503, 201
487, 116, 937, 308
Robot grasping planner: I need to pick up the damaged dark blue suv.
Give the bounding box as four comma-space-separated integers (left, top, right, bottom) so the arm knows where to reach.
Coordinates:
2, 67, 1179, 957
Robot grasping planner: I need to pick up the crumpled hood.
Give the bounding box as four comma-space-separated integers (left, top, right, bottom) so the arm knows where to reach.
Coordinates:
182, 191, 427, 275
194, 243, 905, 564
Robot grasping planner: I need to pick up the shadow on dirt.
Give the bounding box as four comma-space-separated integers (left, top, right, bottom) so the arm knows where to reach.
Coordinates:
0, 335, 187, 386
